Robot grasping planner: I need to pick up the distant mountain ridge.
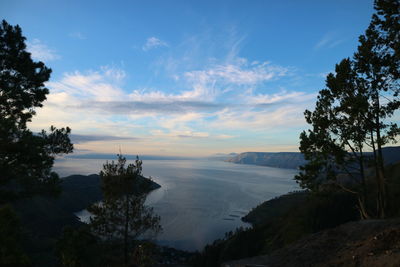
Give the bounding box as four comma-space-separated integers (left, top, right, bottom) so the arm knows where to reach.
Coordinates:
226, 152, 306, 169
226, 147, 400, 170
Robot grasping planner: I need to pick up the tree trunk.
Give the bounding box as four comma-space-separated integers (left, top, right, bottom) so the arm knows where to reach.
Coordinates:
358, 147, 369, 219
124, 195, 129, 266
370, 130, 383, 218
376, 127, 386, 218
372, 91, 386, 218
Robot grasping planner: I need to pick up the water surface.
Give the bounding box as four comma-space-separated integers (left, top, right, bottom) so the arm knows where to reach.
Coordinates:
54, 158, 298, 251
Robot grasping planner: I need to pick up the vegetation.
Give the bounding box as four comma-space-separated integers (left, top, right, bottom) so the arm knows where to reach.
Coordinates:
1, 0, 399, 266
0, 19, 73, 200
194, 1, 400, 265
0, 204, 30, 266
193, 191, 359, 267
87, 155, 162, 266
295, 0, 400, 219
0, 19, 73, 265
0, 20, 73, 200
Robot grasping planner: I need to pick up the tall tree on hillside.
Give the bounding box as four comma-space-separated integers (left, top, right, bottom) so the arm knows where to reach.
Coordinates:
353, 0, 400, 218
0, 20, 73, 200
295, 0, 400, 218
88, 155, 161, 266
296, 58, 373, 218
0, 20, 73, 265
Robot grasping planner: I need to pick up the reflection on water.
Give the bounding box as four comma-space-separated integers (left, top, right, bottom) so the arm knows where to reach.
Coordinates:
55, 158, 298, 251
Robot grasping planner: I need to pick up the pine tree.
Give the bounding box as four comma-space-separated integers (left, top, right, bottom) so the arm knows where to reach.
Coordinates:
295, 0, 400, 218
0, 20, 73, 200
88, 155, 161, 266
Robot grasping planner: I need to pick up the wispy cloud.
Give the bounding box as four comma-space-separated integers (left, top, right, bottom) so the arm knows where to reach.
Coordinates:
142, 37, 168, 51
31, 52, 315, 155
71, 134, 140, 144
151, 129, 209, 139
69, 32, 86, 40
246, 90, 316, 106
314, 33, 344, 50
47, 66, 125, 101
27, 39, 60, 61
185, 60, 288, 86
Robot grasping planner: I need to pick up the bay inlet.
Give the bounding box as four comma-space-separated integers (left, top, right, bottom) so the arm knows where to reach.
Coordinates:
54, 158, 298, 251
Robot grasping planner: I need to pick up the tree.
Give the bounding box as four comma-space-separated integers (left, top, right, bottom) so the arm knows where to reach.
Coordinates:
56, 226, 103, 267
88, 155, 161, 266
0, 19, 73, 265
0, 20, 73, 200
296, 58, 373, 218
0, 205, 30, 266
295, 0, 400, 218
353, 0, 400, 218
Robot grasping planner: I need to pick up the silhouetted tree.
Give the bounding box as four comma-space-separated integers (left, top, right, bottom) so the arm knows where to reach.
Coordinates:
0, 19, 73, 265
296, 0, 399, 218
296, 58, 373, 218
352, 0, 400, 217
0, 20, 73, 200
88, 155, 161, 266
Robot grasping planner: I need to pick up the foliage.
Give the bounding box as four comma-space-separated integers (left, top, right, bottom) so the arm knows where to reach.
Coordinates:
193, 191, 359, 267
0, 19, 73, 200
0, 205, 30, 266
295, 0, 400, 218
56, 226, 103, 267
88, 155, 161, 265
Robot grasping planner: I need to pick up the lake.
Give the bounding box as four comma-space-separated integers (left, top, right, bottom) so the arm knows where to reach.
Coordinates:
54, 158, 299, 251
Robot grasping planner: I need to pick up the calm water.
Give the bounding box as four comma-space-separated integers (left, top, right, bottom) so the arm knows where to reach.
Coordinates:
54, 158, 298, 251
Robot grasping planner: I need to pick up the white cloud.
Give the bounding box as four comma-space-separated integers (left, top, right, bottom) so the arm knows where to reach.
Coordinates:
27, 39, 60, 61
211, 105, 308, 131
142, 37, 168, 51
245, 90, 316, 105
151, 129, 209, 139
30, 55, 316, 155
101, 65, 127, 83
47, 67, 125, 101
185, 60, 287, 86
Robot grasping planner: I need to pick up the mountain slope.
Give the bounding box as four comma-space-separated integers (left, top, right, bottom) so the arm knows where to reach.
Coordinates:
224, 219, 400, 267
226, 152, 306, 169
226, 146, 400, 170
12, 174, 161, 266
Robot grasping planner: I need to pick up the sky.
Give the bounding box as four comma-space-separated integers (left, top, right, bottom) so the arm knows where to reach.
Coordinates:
1, 0, 376, 156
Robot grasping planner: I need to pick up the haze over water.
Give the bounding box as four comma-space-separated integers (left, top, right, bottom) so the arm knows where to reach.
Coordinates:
54, 158, 298, 251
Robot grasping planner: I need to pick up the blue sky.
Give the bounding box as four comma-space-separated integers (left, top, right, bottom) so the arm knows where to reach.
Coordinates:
1, 0, 375, 156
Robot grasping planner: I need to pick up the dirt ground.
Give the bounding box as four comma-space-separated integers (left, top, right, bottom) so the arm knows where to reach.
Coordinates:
223, 219, 400, 267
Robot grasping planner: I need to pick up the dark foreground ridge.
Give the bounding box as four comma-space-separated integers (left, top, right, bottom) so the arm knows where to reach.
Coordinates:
11, 174, 161, 266
224, 219, 400, 267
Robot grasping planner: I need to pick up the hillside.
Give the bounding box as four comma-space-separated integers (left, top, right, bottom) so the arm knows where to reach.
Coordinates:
226, 152, 306, 169
12, 174, 161, 266
224, 219, 400, 267
226, 146, 400, 170
193, 191, 359, 267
